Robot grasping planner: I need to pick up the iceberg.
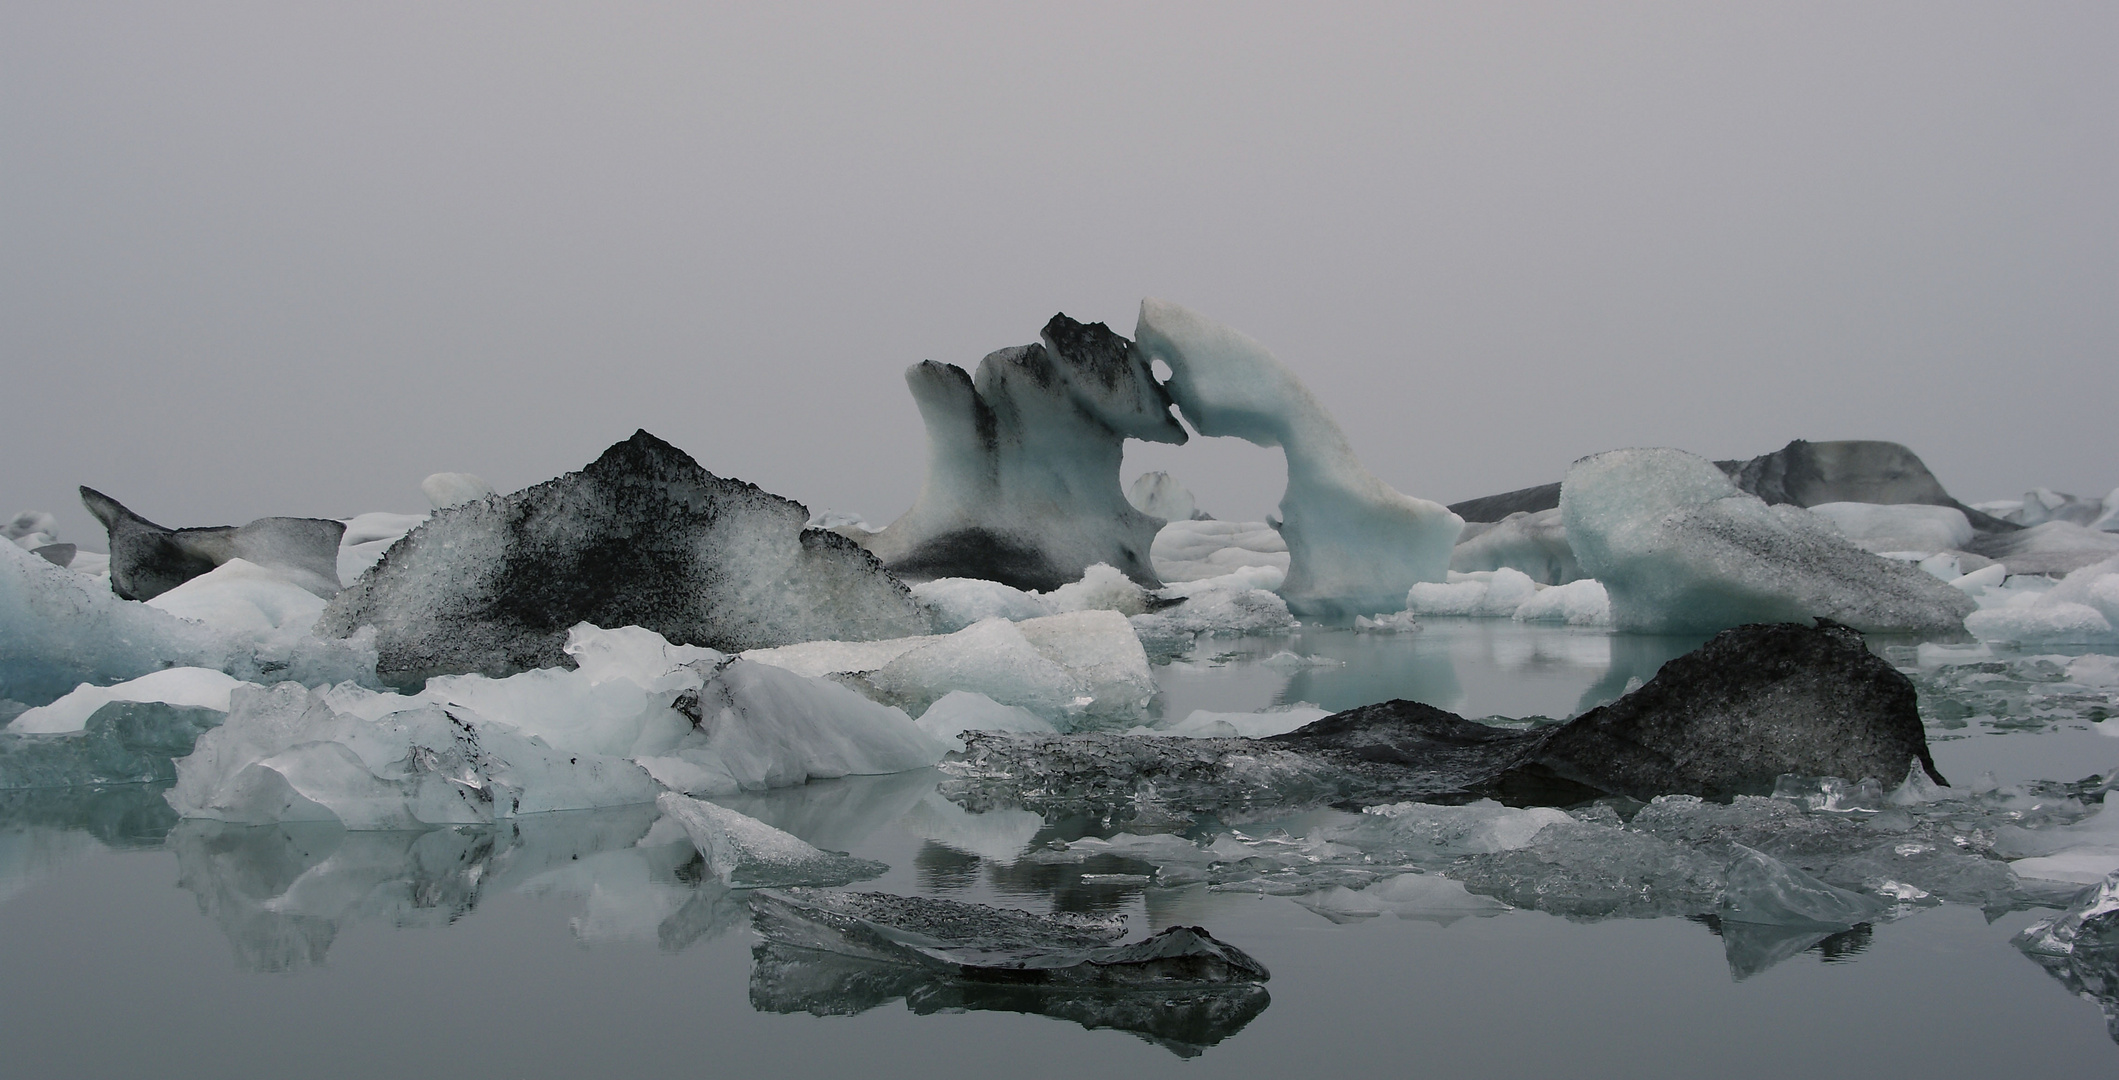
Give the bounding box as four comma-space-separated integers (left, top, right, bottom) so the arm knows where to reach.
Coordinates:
0, 701, 227, 789
1965, 555, 2119, 646
0, 540, 375, 707
1964, 520, 2119, 576
168, 682, 663, 828
1561, 447, 1978, 634
745, 610, 1155, 725
145, 559, 327, 636
1133, 299, 1462, 615
318, 430, 930, 677
1450, 508, 1582, 584
1806, 501, 1975, 555
1717, 845, 1886, 927
862, 314, 1186, 591
1149, 519, 1289, 584
654, 792, 886, 887
79, 486, 344, 601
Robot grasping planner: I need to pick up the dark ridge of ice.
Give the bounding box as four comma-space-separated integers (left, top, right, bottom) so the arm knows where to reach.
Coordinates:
79, 486, 346, 601
862, 314, 1184, 592
318, 430, 930, 677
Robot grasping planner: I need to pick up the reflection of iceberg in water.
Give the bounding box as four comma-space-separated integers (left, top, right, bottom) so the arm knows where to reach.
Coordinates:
747, 888, 1272, 1058
0, 784, 178, 905
1694, 914, 1873, 982
749, 944, 1270, 1058
167, 804, 700, 971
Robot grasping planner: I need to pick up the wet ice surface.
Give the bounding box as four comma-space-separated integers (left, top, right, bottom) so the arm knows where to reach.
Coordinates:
6, 620, 2119, 1076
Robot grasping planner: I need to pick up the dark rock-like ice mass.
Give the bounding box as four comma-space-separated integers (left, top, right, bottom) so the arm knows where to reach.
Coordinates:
941, 620, 1940, 815
319, 430, 929, 676
861, 314, 1186, 591
80, 486, 346, 601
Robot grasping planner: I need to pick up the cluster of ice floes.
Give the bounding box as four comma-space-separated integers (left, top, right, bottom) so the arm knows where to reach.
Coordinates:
1400, 568, 1612, 626
1895, 642, 2119, 729
1961, 555, 2119, 646
908, 559, 1292, 659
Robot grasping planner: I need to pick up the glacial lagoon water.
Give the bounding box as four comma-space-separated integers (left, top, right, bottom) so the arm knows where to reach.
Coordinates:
5, 619, 2119, 1077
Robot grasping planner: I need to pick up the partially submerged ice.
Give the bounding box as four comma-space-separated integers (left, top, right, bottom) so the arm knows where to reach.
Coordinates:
1963, 554, 2119, 646
1561, 447, 1977, 634
80, 486, 344, 601
655, 792, 885, 887
940, 621, 1944, 816
319, 430, 930, 677
1133, 299, 1462, 616
862, 315, 1186, 591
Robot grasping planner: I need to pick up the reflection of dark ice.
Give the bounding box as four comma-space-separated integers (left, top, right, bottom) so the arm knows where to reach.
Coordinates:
747, 887, 1271, 1058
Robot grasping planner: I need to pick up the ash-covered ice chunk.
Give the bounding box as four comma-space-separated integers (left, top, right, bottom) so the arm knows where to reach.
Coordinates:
863, 315, 1185, 591
750, 887, 1268, 988
1134, 299, 1462, 616
655, 792, 885, 887
318, 430, 929, 677
80, 486, 343, 602
1561, 448, 1976, 634
939, 729, 1356, 819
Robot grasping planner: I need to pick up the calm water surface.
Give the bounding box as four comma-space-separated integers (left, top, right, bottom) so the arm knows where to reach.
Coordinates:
4, 620, 2117, 1078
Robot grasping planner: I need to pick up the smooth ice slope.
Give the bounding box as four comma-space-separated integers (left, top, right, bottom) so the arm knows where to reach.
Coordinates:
655, 792, 885, 887
319, 430, 930, 676
1133, 299, 1462, 615
146, 559, 327, 636
1806, 502, 1974, 554
1561, 448, 1978, 634
863, 314, 1186, 591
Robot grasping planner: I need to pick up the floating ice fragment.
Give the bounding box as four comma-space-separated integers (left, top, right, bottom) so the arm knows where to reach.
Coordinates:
1717, 845, 1886, 927
654, 792, 886, 887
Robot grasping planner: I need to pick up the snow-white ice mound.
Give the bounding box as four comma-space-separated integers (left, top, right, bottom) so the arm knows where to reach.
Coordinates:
1133, 299, 1462, 615
1128, 566, 1297, 650
909, 563, 1152, 634
1150, 519, 1290, 584
0, 540, 376, 706
146, 559, 327, 636
1400, 569, 1611, 626
1560, 448, 1977, 634
336, 511, 426, 583
1450, 509, 1582, 585
862, 314, 1186, 591
320, 430, 929, 676
168, 682, 663, 828
1965, 555, 2119, 646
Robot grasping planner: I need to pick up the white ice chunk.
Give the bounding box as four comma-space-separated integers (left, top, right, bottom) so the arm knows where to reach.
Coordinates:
1134, 299, 1463, 615
2067, 654, 2119, 689
146, 559, 327, 636
1038, 563, 1150, 616
561, 622, 725, 693
1966, 554, 2119, 646
914, 690, 1057, 751
1130, 567, 1297, 646
420, 668, 691, 760
1405, 568, 1540, 619
1512, 578, 1612, 626
1806, 502, 1974, 554
910, 577, 1052, 633
168, 682, 661, 828
336, 511, 426, 582
421, 472, 495, 509
1149, 518, 1289, 584
9, 668, 245, 734
634, 658, 939, 796
1561, 448, 1977, 634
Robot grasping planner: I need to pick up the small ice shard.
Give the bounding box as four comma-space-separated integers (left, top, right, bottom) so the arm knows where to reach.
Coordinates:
750, 887, 1269, 987
9, 667, 243, 734
79, 486, 344, 601
863, 314, 1186, 591
1133, 299, 1462, 616
1149, 519, 1289, 584
419, 472, 493, 509
1561, 447, 1977, 634
0, 701, 227, 789
1451, 509, 1581, 585
167, 682, 662, 828
1127, 471, 1199, 522
1805, 502, 1975, 555
319, 430, 930, 677
655, 792, 886, 887
1717, 845, 1886, 927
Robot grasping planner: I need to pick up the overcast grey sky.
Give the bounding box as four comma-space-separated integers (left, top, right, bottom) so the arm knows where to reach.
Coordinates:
4, 2, 2113, 548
